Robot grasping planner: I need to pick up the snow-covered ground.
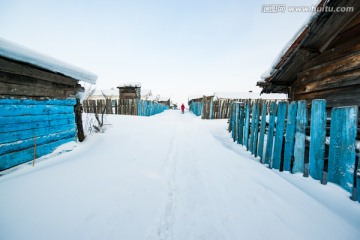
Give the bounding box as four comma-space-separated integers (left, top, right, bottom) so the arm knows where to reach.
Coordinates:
0, 111, 360, 240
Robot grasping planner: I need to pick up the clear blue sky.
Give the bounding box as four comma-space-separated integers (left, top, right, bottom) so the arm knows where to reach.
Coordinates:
0, 0, 318, 105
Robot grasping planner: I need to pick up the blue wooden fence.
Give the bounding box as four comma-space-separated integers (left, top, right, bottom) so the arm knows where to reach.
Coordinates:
137, 100, 169, 116
229, 99, 360, 202
0, 98, 77, 171
189, 102, 203, 116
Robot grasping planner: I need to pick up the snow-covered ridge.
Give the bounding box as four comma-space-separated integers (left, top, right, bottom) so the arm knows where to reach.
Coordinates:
0, 37, 97, 84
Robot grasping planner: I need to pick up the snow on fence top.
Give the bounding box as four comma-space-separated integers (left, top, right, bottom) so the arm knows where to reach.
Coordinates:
214, 92, 287, 100
0, 37, 97, 84
117, 82, 141, 88
188, 92, 287, 101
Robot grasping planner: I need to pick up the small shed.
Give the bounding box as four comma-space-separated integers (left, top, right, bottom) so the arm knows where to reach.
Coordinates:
257, 0, 360, 109
117, 82, 141, 99
0, 38, 97, 171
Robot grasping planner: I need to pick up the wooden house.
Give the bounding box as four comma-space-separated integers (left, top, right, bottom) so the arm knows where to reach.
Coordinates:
0, 38, 97, 171
257, 0, 360, 109
117, 82, 141, 99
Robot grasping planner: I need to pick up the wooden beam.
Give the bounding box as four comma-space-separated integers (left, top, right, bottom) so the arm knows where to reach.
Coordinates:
298, 52, 360, 85
0, 57, 78, 86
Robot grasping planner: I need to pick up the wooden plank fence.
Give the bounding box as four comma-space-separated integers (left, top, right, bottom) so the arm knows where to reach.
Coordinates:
190, 97, 286, 119
228, 99, 360, 202
83, 99, 168, 117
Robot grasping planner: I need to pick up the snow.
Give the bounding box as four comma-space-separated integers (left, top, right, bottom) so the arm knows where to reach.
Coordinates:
1, 111, 359, 240
117, 82, 141, 88
0, 37, 97, 84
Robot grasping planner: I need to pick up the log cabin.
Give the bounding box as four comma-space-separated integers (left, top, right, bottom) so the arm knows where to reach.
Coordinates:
0, 38, 97, 171
257, 0, 360, 109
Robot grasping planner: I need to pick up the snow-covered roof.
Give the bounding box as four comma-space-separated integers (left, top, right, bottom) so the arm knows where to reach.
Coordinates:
158, 96, 170, 102
0, 37, 97, 84
141, 89, 152, 96
188, 93, 214, 101
93, 89, 119, 97
117, 82, 141, 88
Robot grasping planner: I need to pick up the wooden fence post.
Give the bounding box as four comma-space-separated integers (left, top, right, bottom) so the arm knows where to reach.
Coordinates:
265, 101, 277, 166
293, 100, 308, 174
244, 100, 251, 150
252, 100, 260, 157
283, 101, 297, 172
328, 106, 358, 196
237, 103, 245, 145
272, 101, 287, 170
309, 99, 327, 181
209, 97, 213, 120
258, 101, 267, 163
249, 101, 256, 154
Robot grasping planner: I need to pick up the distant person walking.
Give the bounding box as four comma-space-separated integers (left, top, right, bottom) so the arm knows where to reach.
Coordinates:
181, 104, 185, 114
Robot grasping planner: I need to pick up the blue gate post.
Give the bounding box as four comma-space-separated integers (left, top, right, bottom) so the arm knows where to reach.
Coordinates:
237, 102, 245, 145
265, 101, 277, 166
232, 102, 238, 142
252, 100, 260, 157
309, 99, 327, 181
283, 101, 297, 172
249, 101, 256, 154
272, 101, 287, 170
244, 100, 251, 150
293, 100, 308, 174
258, 101, 267, 163
230, 102, 235, 137
328, 106, 358, 196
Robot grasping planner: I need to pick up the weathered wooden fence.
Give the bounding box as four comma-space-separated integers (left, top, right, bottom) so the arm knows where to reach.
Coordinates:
83, 99, 168, 116
228, 99, 360, 202
190, 97, 286, 119
0, 98, 77, 171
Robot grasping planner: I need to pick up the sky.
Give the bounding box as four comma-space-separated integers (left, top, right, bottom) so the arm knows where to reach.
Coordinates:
0, 0, 319, 105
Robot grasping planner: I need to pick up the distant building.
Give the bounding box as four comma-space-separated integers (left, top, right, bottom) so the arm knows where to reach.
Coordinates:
117, 82, 141, 99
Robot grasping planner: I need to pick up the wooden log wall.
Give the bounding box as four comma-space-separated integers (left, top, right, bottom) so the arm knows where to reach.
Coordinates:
228, 99, 360, 202
0, 57, 83, 99
0, 98, 77, 171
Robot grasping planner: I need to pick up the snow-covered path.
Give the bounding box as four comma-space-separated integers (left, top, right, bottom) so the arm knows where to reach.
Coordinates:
1, 111, 360, 240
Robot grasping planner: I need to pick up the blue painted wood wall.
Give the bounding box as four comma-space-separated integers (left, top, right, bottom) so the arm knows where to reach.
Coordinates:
0, 98, 77, 171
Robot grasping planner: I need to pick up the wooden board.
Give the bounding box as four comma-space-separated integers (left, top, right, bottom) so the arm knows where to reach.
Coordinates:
309, 99, 327, 181
328, 106, 358, 193
258, 102, 267, 163
237, 104, 245, 145
283, 101, 297, 172
265, 102, 277, 166
243, 100, 251, 150
252, 101, 260, 156
272, 101, 287, 170
293, 100, 308, 173
249, 102, 256, 153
